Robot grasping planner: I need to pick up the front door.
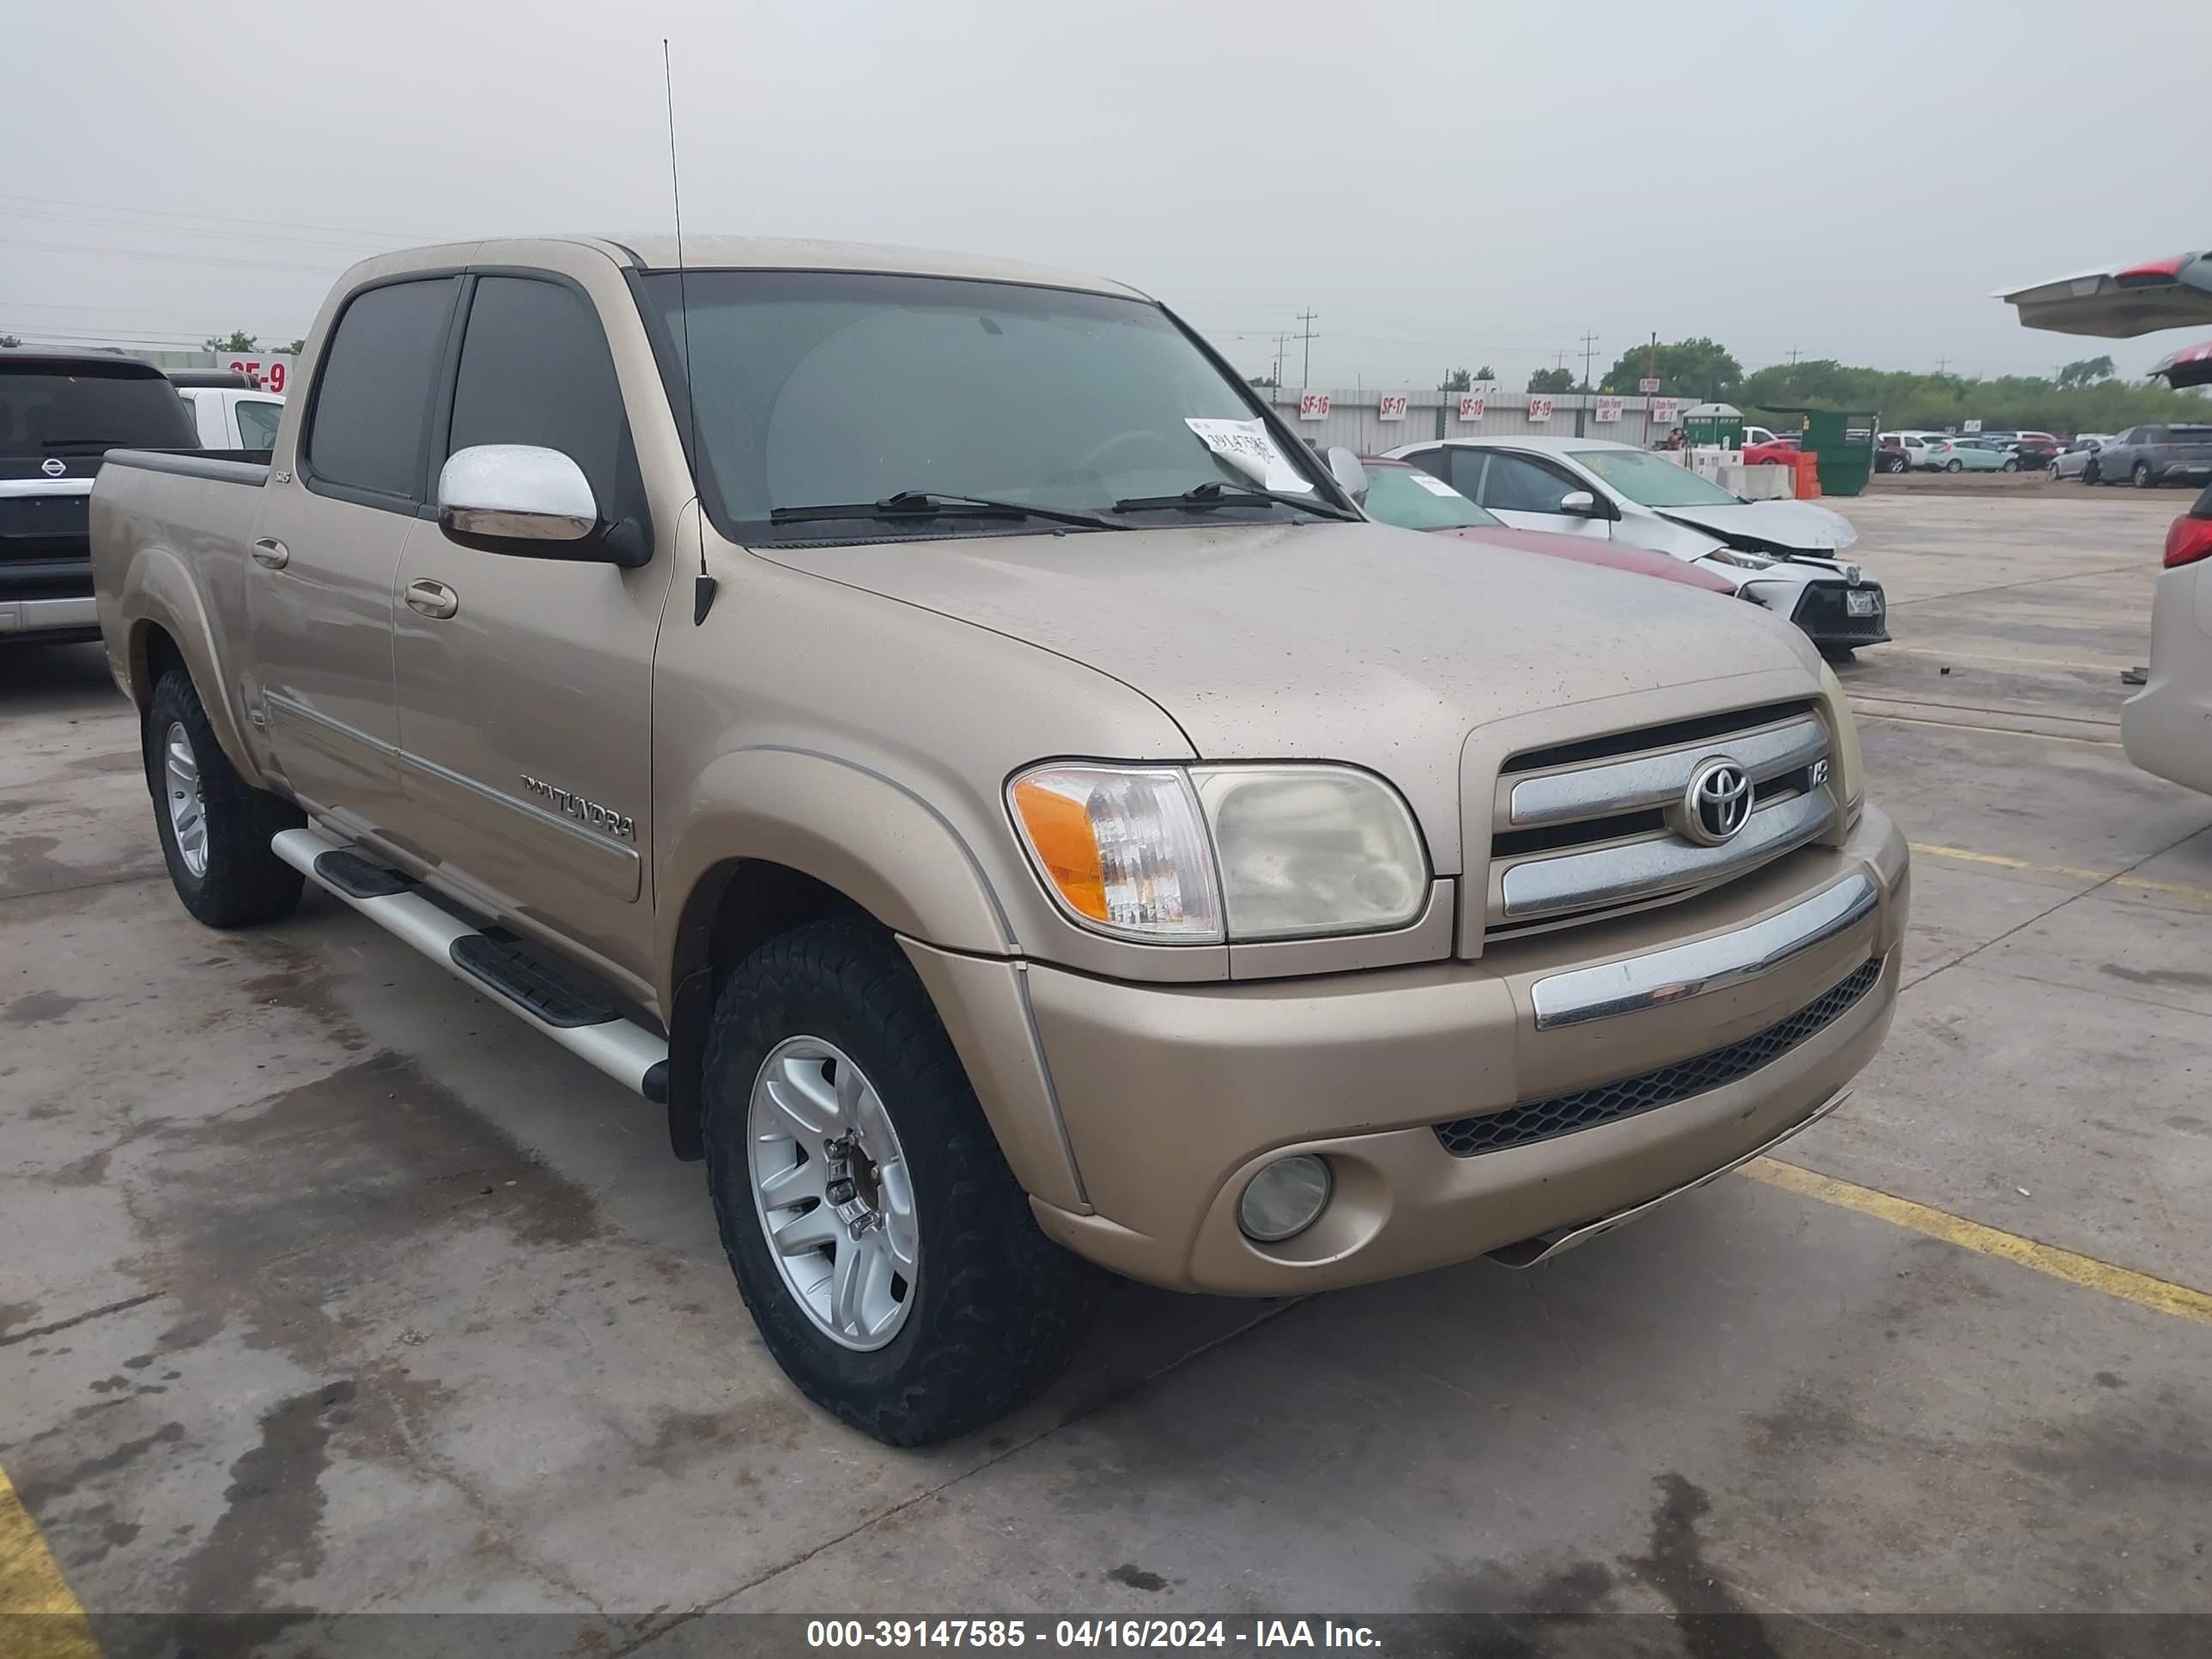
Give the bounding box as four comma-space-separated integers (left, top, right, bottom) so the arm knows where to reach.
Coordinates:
390, 270, 672, 989
246, 275, 463, 834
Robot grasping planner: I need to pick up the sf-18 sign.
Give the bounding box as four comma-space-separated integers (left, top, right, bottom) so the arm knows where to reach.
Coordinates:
1376, 393, 1409, 422
1457, 393, 1486, 422
1298, 392, 1332, 422
218, 353, 297, 393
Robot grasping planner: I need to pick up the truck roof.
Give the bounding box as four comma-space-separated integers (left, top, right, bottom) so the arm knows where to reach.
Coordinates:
1, 344, 168, 374
356, 235, 1151, 302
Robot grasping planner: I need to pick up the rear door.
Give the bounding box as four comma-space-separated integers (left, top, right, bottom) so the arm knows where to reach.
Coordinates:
246, 274, 462, 831
390, 266, 672, 982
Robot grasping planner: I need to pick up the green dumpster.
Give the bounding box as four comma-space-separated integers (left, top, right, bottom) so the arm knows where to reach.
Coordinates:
1759, 405, 1879, 497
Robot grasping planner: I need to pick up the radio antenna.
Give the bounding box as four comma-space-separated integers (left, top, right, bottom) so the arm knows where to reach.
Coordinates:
665, 39, 716, 625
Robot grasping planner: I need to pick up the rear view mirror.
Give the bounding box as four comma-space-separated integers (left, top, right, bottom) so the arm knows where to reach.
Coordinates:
438, 444, 643, 565
1325, 446, 1370, 506
1559, 489, 1601, 516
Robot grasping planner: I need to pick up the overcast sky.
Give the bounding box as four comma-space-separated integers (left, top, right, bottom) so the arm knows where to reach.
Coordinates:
6, 0, 2206, 386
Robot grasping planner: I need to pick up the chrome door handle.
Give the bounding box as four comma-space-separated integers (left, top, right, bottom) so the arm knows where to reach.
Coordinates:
404, 579, 459, 621
250, 538, 289, 569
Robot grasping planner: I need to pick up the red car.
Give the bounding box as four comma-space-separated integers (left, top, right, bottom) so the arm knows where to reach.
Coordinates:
1358, 458, 1735, 592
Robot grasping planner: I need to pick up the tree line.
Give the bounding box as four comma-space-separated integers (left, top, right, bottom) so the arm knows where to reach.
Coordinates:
1581, 338, 2207, 433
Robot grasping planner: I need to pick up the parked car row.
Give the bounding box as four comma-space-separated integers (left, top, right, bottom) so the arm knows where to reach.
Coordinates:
1877, 430, 2057, 473
2047, 424, 2212, 488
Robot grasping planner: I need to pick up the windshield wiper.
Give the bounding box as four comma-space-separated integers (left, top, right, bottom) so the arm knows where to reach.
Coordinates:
768, 490, 1124, 532
1111, 481, 1359, 522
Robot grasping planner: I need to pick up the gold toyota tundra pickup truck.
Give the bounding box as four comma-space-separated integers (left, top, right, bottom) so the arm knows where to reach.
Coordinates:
91, 235, 1908, 1444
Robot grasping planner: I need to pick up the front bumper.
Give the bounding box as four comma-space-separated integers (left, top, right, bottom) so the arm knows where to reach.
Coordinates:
1022, 807, 1909, 1294
1787, 581, 1890, 647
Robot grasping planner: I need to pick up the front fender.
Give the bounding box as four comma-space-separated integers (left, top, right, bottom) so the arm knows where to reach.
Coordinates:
656, 745, 1017, 1003
117, 547, 270, 792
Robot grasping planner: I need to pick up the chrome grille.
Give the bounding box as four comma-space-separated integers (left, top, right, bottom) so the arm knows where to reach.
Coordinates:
1484, 702, 1836, 934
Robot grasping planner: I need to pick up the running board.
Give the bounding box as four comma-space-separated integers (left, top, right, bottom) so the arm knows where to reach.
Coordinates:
272, 826, 668, 1101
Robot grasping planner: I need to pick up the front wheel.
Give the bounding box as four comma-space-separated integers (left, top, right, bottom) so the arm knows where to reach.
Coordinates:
702, 919, 1103, 1445
2001, 458, 2020, 472
143, 670, 304, 928
2134, 462, 2156, 489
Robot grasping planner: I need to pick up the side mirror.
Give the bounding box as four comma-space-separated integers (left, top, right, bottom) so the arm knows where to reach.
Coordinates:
437, 444, 643, 565
1325, 446, 1369, 506
1559, 489, 1601, 516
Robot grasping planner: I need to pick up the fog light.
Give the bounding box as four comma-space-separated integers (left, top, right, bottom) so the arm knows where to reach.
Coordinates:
1238, 1155, 1332, 1243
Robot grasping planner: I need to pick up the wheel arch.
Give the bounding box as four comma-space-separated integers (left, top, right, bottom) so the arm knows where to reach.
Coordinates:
652, 749, 1079, 1201
119, 552, 270, 789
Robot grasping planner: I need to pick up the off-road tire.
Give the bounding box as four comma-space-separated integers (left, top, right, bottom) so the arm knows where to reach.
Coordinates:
702, 918, 1103, 1445
144, 669, 305, 928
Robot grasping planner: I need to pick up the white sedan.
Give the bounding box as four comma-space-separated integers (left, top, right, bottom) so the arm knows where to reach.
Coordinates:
1382, 436, 1888, 653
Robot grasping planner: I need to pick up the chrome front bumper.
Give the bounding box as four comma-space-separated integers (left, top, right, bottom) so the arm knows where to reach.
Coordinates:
1531, 870, 1879, 1030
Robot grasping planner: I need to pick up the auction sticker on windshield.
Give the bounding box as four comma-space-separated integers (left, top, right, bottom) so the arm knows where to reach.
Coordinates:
1184, 418, 1314, 492
1410, 472, 1462, 497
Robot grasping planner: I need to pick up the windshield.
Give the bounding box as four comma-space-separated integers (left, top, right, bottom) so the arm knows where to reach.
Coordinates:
1568, 447, 1744, 507
1360, 465, 1498, 531
1, 361, 197, 457
641, 270, 1331, 536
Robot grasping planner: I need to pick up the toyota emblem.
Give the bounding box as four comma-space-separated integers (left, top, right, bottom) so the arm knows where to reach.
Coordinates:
40, 457, 67, 477
1676, 757, 1753, 847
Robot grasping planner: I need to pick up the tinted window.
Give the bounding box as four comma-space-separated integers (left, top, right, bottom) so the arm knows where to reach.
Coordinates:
0, 361, 197, 457
305, 277, 458, 499
234, 398, 283, 450
447, 276, 633, 514
1428, 448, 1483, 496
1479, 452, 1579, 514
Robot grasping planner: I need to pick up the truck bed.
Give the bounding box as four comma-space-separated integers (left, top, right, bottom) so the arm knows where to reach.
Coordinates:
89, 448, 273, 700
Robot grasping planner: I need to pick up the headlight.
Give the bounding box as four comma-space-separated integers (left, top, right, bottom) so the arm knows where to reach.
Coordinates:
1007, 763, 1429, 944
1194, 765, 1428, 939
1706, 546, 1778, 570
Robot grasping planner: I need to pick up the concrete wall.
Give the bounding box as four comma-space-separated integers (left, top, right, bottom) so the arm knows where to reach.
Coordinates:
1261, 389, 1686, 455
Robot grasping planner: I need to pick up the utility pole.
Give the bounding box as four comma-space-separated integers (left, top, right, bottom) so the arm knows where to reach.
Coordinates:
1273, 331, 1289, 387
1786, 348, 1802, 367
1296, 309, 1319, 388
1579, 331, 1599, 391
1936, 356, 1952, 376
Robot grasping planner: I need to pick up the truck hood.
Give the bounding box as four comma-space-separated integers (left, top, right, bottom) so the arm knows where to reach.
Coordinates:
758, 520, 1817, 872
1651, 498, 1859, 553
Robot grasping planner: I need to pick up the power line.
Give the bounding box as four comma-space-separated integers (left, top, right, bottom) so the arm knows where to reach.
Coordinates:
0, 235, 343, 276
0, 191, 438, 246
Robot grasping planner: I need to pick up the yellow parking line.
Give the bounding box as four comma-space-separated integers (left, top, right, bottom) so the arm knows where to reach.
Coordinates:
1910, 842, 2212, 904
1744, 1158, 2212, 1327
0, 1464, 100, 1657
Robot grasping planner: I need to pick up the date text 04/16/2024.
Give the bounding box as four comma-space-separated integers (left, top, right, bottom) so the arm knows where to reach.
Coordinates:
805, 1620, 1382, 1650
